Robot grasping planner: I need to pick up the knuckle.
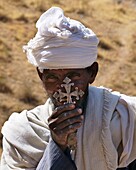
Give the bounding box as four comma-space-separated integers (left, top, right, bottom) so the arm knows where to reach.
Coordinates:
48, 122, 55, 130
68, 116, 82, 125
67, 119, 71, 124
59, 111, 69, 120
47, 116, 53, 123
63, 112, 68, 117
53, 108, 58, 114
53, 105, 68, 116
48, 123, 52, 129
53, 128, 62, 135
68, 125, 73, 129
72, 123, 81, 129
58, 104, 67, 111
47, 117, 50, 123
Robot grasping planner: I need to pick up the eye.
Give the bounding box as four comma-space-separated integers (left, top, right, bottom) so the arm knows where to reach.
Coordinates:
68, 73, 81, 80
44, 74, 59, 83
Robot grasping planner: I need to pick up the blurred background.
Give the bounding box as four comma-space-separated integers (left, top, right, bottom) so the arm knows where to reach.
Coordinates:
0, 0, 136, 155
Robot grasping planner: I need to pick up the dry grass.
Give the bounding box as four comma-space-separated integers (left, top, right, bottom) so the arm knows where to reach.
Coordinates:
17, 82, 40, 106
0, 0, 136, 154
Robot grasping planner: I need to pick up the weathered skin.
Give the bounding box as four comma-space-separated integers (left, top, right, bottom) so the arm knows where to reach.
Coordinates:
37, 62, 98, 150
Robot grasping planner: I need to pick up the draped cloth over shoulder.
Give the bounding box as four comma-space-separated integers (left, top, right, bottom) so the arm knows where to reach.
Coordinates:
1, 87, 136, 170
1, 100, 53, 169
23, 7, 99, 72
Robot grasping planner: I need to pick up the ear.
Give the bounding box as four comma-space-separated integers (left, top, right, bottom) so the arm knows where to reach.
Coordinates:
86, 62, 98, 84
36, 67, 43, 81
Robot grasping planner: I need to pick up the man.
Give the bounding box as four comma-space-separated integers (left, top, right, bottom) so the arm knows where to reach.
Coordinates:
1, 7, 136, 170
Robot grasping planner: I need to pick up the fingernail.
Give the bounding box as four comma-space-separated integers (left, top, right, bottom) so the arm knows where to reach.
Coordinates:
78, 108, 82, 114
80, 115, 84, 119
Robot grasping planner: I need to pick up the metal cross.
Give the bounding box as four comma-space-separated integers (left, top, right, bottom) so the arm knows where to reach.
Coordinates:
53, 77, 84, 103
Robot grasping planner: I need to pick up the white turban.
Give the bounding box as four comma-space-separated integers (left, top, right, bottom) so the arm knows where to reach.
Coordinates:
23, 7, 99, 72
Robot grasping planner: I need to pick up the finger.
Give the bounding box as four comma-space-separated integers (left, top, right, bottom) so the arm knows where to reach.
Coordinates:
55, 115, 84, 130
48, 108, 82, 130
58, 108, 82, 123
55, 122, 82, 136
48, 103, 75, 121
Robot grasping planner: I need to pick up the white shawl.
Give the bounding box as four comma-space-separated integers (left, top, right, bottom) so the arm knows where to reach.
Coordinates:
1, 86, 136, 170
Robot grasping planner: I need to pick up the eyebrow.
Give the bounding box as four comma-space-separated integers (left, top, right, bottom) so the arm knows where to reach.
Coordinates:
43, 73, 59, 79
66, 71, 81, 78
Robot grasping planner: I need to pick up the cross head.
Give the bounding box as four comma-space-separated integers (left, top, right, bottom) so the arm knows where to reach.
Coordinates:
53, 77, 84, 103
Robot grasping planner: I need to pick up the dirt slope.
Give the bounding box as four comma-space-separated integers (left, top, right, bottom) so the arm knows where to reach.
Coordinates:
0, 0, 136, 155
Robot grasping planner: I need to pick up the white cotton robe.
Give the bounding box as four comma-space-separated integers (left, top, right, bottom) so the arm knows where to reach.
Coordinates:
1, 86, 136, 170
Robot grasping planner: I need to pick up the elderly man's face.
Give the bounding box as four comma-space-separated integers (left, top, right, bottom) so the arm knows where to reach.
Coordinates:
38, 62, 98, 108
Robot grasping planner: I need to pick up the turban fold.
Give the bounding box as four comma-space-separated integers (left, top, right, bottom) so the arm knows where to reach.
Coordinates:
23, 7, 99, 72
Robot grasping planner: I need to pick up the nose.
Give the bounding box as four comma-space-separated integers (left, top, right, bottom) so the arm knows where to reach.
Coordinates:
55, 77, 66, 90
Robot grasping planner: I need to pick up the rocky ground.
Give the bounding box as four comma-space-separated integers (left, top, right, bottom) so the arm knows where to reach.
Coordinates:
0, 0, 136, 155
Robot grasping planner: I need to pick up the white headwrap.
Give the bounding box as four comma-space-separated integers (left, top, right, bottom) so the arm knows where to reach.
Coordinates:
23, 7, 99, 72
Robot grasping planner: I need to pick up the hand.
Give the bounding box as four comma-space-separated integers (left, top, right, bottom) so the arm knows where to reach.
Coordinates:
48, 103, 83, 150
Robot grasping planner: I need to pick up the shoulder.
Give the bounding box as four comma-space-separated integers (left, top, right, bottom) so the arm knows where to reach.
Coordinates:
5, 98, 52, 125
88, 86, 120, 103
1, 98, 52, 139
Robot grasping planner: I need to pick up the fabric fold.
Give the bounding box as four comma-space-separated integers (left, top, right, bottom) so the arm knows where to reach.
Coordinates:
23, 7, 99, 72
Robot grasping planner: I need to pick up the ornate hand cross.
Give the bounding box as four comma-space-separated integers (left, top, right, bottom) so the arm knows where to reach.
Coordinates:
53, 77, 84, 104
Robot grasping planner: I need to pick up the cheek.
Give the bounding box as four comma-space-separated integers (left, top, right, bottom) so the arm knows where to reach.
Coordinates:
43, 83, 58, 95
74, 80, 88, 91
